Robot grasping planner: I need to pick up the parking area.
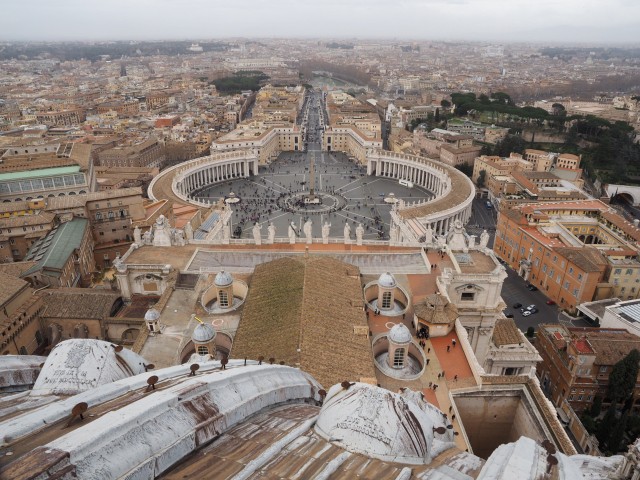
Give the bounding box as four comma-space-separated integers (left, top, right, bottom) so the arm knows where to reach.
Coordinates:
501, 264, 592, 333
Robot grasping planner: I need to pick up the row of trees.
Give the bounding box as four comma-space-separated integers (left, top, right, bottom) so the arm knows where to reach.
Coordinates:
581, 349, 640, 455
211, 71, 270, 94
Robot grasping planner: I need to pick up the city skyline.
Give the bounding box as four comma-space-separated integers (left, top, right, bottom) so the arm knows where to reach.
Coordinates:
2, 0, 640, 44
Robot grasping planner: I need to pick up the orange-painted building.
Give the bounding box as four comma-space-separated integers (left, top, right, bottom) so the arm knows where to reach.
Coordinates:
493, 200, 640, 312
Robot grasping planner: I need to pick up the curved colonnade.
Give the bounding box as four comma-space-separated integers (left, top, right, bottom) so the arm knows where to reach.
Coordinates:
368, 150, 474, 239
149, 148, 474, 241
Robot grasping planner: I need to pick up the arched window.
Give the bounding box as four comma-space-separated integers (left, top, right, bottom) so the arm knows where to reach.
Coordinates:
382, 291, 392, 309
197, 345, 209, 356
219, 290, 229, 308
393, 348, 405, 368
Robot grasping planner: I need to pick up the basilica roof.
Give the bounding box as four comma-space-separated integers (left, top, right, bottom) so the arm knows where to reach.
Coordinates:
231, 256, 375, 388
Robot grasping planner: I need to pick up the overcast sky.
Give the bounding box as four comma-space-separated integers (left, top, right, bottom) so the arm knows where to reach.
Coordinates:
2, 0, 640, 44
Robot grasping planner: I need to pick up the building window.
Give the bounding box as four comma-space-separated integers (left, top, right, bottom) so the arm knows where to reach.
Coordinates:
219, 290, 229, 308
393, 348, 405, 368
197, 345, 208, 356
461, 292, 475, 301
382, 291, 392, 309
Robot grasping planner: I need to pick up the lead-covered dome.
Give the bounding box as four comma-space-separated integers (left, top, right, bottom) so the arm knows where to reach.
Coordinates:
378, 272, 396, 288
389, 323, 412, 344
315, 383, 452, 465
144, 308, 160, 323
214, 270, 233, 287
192, 323, 216, 343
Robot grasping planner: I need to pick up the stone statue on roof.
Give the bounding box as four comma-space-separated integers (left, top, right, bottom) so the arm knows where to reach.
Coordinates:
303, 219, 313, 244
152, 214, 172, 247
446, 219, 468, 252
344, 222, 351, 244
425, 225, 433, 244
133, 226, 142, 244
288, 221, 297, 244
267, 222, 276, 244
480, 229, 490, 249
252, 223, 262, 245
184, 222, 193, 241
322, 221, 331, 244
356, 223, 364, 245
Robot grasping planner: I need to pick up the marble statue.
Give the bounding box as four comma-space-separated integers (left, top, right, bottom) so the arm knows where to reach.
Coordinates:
152, 215, 172, 247
252, 223, 262, 245
288, 221, 297, 244
222, 221, 230, 242
302, 219, 312, 244
446, 219, 468, 252
425, 225, 433, 244
480, 229, 490, 248
133, 226, 142, 244
468, 235, 476, 249
267, 223, 276, 244
343, 222, 351, 244
322, 221, 331, 244
142, 231, 153, 245
390, 224, 400, 244
173, 229, 185, 246
356, 223, 364, 245
184, 222, 193, 241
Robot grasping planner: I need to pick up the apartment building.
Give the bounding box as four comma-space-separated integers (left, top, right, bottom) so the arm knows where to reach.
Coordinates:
537, 324, 640, 413
493, 201, 640, 311
97, 137, 165, 169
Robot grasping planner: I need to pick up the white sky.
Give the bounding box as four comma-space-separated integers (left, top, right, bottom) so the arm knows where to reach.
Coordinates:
2, 0, 640, 43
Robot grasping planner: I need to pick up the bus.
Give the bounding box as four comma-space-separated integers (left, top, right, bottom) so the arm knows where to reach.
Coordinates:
399, 179, 414, 188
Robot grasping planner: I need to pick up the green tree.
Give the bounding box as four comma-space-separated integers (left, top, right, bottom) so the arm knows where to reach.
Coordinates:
608, 349, 640, 405
440, 99, 451, 109
581, 414, 597, 434
478, 93, 491, 104
609, 411, 629, 453
526, 326, 535, 338
590, 395, 603, 417
477, 169, 487, 188
490, 91, 514, 106
435, 108, 440, 123
455, 163, 473, 177
597, 403, 617, 447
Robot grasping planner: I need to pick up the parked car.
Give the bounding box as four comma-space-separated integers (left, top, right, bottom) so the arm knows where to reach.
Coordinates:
526, 284, 538, 291
505, 312, 514, 318
513, 303, 522, 309
522, 308, 538, 317
520, 304, 536, 312
546, 299, 556, 305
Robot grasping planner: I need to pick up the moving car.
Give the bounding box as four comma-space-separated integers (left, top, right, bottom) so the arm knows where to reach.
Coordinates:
513, 303, 522, 309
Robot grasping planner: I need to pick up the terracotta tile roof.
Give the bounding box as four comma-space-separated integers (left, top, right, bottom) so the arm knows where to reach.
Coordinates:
493, 318, 523, 346
0, 261, 38, 278
414, 293, 457, 324
0, 271, 28, 306
39, 288, 120, 320
569, 328, 640, 366
0, 212, 55, 229
554, 247, 607, 273
231, 256, 376, 388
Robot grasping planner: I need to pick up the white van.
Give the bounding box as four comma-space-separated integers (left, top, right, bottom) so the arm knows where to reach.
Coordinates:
399, 179, 414, 188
